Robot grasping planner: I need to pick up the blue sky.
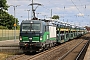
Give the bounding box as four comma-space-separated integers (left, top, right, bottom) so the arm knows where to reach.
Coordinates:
7, 0, 90, 27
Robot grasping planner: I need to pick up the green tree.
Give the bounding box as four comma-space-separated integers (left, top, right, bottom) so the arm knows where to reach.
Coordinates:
52, 15, 59, 20
0, 0, 19, 29
0, 0, 8, 10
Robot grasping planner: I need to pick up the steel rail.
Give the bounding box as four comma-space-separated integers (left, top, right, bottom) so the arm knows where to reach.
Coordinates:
58, 40, 84, 60
27, 40, 81, 60
75, 40, 89, 60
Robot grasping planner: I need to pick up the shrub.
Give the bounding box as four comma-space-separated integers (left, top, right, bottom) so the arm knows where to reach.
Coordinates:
0, 26, 8, 29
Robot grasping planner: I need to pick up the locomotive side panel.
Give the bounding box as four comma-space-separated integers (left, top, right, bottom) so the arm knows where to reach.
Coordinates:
49, 26, 56, 38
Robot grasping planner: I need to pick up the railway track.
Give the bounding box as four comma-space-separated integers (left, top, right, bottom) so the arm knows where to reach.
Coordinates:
75, 40, 89, 60
5, 34, 90, 60
57, 34, 90, 60
58, 40, 88, 60
6, 39, 85, 60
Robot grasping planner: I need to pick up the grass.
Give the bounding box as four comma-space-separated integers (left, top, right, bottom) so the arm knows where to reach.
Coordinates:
0, 53, 13, 60
0, 53, 8, 60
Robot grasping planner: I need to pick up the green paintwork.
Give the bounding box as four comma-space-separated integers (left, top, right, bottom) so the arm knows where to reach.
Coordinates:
40, 32, 56, 42
20, 31, 56, 42
40, 32, 49, 42
21, 36, 40, 42
64, 31, 66, 42
22, 36, 29, 42
32, 36, 40, 41
66, 33, 69, 41
49, 37, 56, 40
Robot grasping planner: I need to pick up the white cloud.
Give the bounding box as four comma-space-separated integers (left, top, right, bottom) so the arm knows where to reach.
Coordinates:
77, 13, 84, 16
66, 6, 76, 11
6, 0, 90, 26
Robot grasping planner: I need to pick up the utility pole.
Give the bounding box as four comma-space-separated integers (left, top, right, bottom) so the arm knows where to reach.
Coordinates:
32, 0, 34, 18
10, 5, 20, 41
67, 19, 68, 23
27, 10, 30, 20
51, 9, 52, 18
25, 9, 30, 20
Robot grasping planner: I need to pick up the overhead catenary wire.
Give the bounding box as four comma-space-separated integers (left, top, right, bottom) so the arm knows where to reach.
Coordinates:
78, 0, 90, 26
42, 5, 50, 11
71, 0, 82, 14
41, 0, 85, 18
47, 0, 89, 26
71, 0, 88, 23
47, 0, 83, 20
7, 0, 90, 26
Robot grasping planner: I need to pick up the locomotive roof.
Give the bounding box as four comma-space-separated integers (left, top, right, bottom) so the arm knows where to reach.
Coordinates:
21, 20, 44, 24
21, 20, 85, 29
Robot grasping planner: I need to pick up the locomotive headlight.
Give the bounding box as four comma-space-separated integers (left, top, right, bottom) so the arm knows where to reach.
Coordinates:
29, 38, 32, 40
40, 38, 42, 40
40, 36, 42, 40
19, 36, 22, 40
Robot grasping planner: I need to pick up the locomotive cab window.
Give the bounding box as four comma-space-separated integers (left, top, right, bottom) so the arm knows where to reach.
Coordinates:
22, 23, 41, 32
22, 24, 30, 31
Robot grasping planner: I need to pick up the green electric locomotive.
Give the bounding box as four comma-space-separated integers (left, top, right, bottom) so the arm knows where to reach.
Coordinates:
19, 19, 57, 52
19, 19, 87, 53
